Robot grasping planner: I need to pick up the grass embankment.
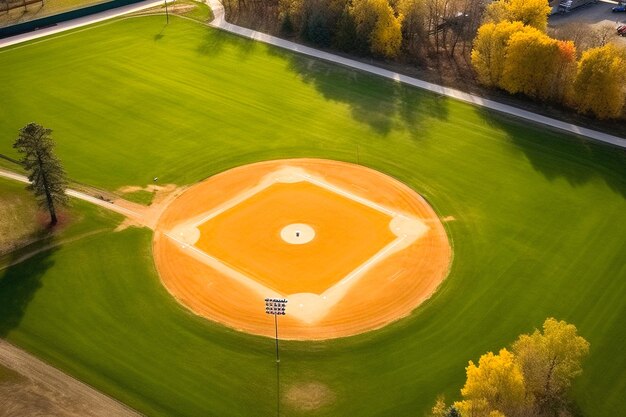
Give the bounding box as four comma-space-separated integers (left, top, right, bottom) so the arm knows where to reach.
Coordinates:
0, 16, 625, 417
0, 0, 106, 28
0, 177, 40, 255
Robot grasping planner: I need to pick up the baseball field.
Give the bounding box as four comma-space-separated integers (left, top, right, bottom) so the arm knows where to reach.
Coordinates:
1, 14, 625, 417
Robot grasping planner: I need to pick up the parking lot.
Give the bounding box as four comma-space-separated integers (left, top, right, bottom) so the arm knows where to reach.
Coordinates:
549, 0, 626, 45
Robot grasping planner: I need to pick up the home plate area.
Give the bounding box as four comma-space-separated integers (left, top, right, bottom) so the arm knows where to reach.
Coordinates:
153, 159, 451, 340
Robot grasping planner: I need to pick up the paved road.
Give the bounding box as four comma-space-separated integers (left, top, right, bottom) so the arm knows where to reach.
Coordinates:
551, 0, 623, 26
549, 0, 626, 45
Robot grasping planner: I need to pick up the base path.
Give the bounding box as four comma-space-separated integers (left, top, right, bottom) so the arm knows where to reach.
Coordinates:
154, 159, 452, 340
0, 339, 141, 417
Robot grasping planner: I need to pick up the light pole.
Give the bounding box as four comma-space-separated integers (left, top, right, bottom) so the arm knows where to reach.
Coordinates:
265, 298, 287, 417
265, 298, 287, 362
164, 0, 169, 24
265, 298, 287, 363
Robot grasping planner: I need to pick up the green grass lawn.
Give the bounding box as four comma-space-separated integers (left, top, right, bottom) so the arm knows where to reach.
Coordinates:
122, 188, 155, 205
0, 177, 40, 254
0, 15, 625, 417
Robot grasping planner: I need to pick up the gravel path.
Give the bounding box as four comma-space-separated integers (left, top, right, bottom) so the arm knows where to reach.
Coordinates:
0, 169, 143, 222
0, 339, 142, 417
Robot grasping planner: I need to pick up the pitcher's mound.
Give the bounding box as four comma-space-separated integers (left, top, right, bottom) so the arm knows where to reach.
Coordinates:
153, 159, 451, 340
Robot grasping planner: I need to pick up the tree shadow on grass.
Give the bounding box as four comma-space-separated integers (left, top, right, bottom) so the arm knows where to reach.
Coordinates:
0, 229, 57, 338
196, 27, 259, 61
477, 108, 626, 199
269, 49, 449, 138
196, 27, 231, 56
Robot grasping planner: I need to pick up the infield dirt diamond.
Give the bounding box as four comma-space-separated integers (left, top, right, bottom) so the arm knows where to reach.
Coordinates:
166, 167, 428, 324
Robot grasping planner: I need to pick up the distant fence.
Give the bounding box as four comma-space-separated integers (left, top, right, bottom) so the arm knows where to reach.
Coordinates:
0, 0, 144, 38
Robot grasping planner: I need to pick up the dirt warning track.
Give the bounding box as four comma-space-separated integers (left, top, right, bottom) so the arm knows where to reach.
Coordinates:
153, 159, 451, 340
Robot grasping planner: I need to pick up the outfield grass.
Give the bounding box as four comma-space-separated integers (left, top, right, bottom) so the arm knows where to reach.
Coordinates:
122, 188, 155, 205
0, 15, 625, 417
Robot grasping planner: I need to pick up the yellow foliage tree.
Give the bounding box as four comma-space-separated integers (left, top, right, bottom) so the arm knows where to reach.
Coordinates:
455, 349, 528, 417
500, 27, 564, 100
471, 21, 525, 87
350, 0, 403, 58
573, 44, 626, 119
512, 317, 591, 413
485, 0, 552, 31
429, 395, 447, 417
371, 5, 403, 58
551, 40, 577, 103
437, 319, 589, 417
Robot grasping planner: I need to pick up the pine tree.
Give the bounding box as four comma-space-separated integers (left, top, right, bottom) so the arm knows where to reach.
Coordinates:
13, 123, 69, 225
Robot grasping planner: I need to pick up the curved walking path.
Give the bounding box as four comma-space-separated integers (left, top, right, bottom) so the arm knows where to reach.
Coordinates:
0, 0, 624, 148
0, 169, 143, 222
205, 0, 625, 149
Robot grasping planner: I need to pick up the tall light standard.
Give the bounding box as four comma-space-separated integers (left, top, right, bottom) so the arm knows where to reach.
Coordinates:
265, 298, 287, 417
265, 298, 287, 363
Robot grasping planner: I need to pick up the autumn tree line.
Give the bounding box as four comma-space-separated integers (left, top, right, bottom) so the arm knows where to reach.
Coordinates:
473, 0, 625, 119
222, 0, 486, 59
222, 0, 625, 120
429, 318, 590, 417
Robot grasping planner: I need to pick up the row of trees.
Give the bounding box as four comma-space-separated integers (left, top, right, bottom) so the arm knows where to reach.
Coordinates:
430, 318, 590, 417
471, 0, 625, 119
223, 0, 625, 120
222, 0, 487, 59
